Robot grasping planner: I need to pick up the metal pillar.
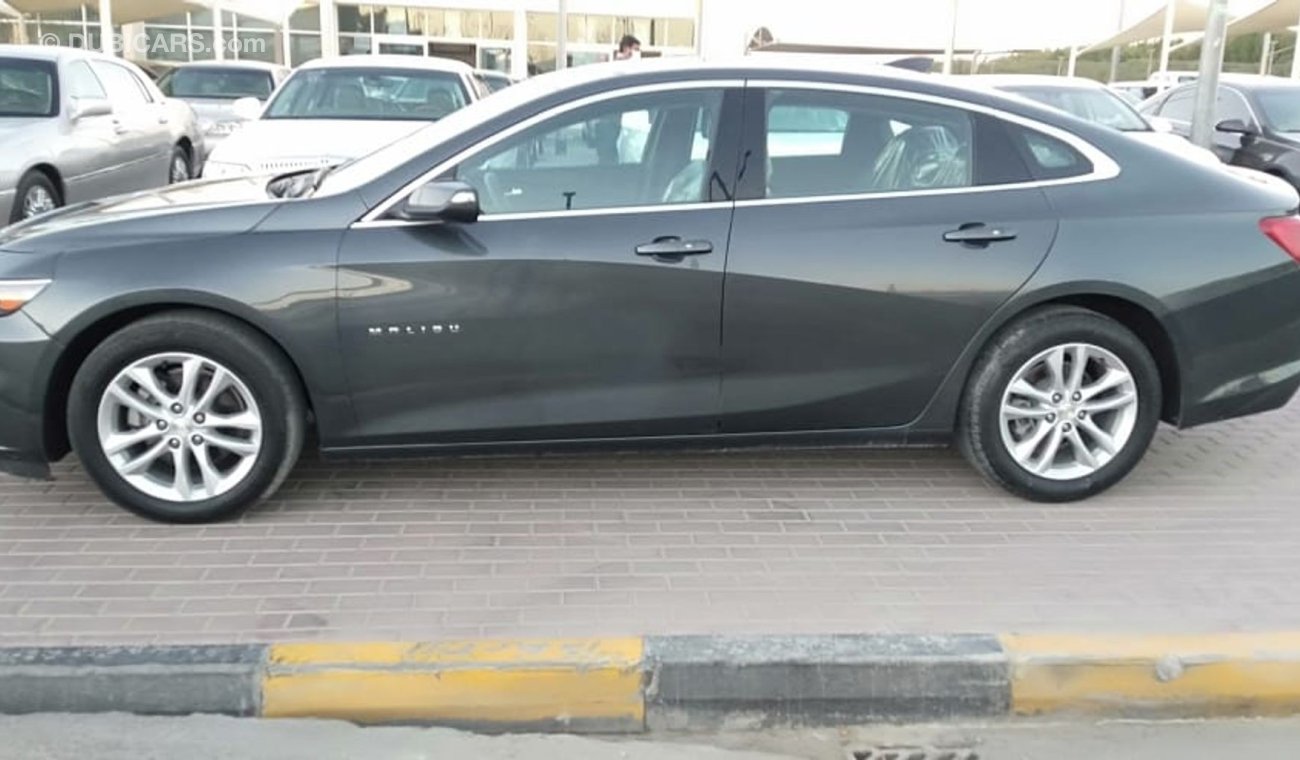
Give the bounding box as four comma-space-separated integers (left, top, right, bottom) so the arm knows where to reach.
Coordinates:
1158, 0, 1176, 75
1190, 0, 1230, 149
1108, 0, 1126, 83
98, 0, 115, 55
556, 0, 567, 70
1261, 32, 1272, 76
1292, 5, 1300, 78
212, 1, 225, 60
942, 0, 958, 75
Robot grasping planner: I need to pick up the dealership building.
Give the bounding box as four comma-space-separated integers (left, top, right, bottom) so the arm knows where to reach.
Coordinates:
0, 0, 702, 79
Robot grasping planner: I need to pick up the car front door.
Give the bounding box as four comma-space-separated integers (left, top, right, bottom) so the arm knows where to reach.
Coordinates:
1211, 87, 1264, 166
335, 83, 743, 446
89, 61, 170, 191
57, 59, 125, 205
719, 85, 1064, 433
1155, 86, 1196, 140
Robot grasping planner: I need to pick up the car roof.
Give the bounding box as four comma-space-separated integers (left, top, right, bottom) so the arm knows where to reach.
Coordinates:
965, 74, 1107, 90
171, 60, 288, 73
296, 55, 474, 74
0, 43, 122, 65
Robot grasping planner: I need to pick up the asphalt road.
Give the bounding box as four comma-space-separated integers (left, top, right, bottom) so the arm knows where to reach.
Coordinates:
4, 714, 1300, 760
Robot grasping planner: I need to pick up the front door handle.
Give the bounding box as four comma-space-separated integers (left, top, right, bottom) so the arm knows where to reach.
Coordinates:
635, 236, 714, 262
943, 223, 1018, 245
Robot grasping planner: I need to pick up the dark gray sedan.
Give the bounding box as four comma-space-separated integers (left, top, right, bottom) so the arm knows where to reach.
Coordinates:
2, 59, 1299, 523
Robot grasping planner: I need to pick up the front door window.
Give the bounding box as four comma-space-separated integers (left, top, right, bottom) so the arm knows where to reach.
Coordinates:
455, 88, 724, 215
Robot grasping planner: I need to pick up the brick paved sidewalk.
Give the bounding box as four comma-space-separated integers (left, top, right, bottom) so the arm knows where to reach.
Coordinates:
3, 399, 1299, 646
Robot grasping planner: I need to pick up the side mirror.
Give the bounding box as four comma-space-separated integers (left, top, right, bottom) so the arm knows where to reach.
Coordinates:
398, 180, 480, 224
1216, 118, 1256, 136
231, 97, 263, 121
70, 97, 112, 120
1147, 116, 1174, 134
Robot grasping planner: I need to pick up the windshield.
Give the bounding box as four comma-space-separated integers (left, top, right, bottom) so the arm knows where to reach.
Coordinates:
0, 58, 57, 117
159, 67, 274, 100
1002, 85, 1149, 131
1255, 89, 1300, 133
263, 67, 469, 121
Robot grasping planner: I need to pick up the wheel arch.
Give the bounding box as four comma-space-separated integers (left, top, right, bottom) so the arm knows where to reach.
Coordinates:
42, 297, 316, 461
919, 284, 1187, 436
21, 163, 65, 204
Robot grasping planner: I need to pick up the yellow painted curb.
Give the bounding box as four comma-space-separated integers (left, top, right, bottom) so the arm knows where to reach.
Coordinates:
262, 639, 645, 730
1003, 633, 1300, 716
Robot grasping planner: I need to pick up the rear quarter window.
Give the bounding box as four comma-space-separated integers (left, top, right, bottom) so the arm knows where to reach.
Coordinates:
1006, 124, 1094, 181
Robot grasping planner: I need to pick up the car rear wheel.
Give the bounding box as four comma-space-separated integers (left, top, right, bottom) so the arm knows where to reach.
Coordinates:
12, 170, 61, 223
68, 312, 305, 523
169, 145, 192, 184
958, 306, 1161, 502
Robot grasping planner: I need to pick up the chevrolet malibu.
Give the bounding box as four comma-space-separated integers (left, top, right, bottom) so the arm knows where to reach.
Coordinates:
2, 59, 1300, 523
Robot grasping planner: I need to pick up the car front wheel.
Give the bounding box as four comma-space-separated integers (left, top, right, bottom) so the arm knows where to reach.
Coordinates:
959, 306, 1162, 502
12, 170, 61, 223
68, 312, 305, 523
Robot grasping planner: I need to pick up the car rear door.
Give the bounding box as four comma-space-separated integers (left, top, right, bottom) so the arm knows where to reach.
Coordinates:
719, 83, 1068, 433
334, 82, 744, 446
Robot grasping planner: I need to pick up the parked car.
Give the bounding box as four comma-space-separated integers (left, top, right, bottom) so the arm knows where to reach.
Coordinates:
3, 59, 1300, 522
202, 55, 479, 179
1139, 76, 1300, 188
1109, 80, 1159, 105
969, 75, 1222, 168
156, 61, 290, 159
0, 44, 204, 225
473, 69, 515, 94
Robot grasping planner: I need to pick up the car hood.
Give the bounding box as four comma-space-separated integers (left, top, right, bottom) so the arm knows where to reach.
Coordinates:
1127, 131, 1223, 167
207, 118, 429, 169
0, 176, 280, 254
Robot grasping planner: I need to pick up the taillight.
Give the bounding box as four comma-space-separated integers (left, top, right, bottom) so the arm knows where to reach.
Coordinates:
1260, 215, 1300, 263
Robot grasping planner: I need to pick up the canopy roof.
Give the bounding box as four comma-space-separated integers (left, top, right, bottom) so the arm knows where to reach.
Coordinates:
1228, 0, 1300, 36
4, 0, 307, 24
1083, 0, 1214, 53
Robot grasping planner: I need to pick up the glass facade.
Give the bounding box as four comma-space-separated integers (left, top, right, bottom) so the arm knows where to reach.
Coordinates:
0, 3, 696, 77
525, 12, 695, 74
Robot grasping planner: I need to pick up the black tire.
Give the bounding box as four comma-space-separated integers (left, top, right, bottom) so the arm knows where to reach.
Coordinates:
11, 170, 61, 224
958, 306, 1162, 503
169, 144, 192, 184
68, 311, 306, 523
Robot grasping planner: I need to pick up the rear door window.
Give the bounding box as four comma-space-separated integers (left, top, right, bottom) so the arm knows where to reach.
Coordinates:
762, 89, 975, 198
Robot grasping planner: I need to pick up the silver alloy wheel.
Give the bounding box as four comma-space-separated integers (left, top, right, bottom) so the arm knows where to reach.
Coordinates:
998, 343, 1139, 481
22, 185, 56, 218
96, 352, 263, 503
170, 154, 190, 183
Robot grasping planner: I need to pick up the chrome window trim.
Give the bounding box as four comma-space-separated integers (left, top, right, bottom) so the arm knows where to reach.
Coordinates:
354, 77, 1120, 228
356, 80, 745, 225
353, 200, 733, 229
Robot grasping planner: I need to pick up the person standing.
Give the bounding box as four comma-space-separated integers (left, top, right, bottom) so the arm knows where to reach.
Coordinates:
595, 36, 643, 164
614, 35, 642, 60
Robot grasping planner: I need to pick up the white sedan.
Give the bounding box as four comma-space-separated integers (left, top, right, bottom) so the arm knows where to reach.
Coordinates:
203, 55, 481, 179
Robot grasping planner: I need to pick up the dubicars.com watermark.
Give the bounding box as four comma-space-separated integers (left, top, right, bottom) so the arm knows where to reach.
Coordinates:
40, 31, 267, 58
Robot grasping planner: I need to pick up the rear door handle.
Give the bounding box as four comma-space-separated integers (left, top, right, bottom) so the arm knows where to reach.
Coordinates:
635, 237, 714, 261
943, 224, 1018, 245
